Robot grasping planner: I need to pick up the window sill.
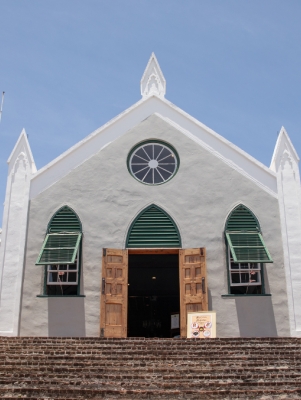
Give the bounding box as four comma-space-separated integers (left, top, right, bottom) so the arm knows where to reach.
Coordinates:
221, 294, 271, 298
36, 295, 86, 298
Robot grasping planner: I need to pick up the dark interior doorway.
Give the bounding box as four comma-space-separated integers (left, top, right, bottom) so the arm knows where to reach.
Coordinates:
128, 253, 180, 338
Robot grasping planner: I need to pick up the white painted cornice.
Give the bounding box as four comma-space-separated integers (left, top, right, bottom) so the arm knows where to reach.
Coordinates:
7, 129, 37, 174
140, 53, 166, 99
30, 94, 277, 199
270, 126, 300, 173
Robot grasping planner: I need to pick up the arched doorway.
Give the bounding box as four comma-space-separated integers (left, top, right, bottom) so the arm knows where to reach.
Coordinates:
100, 206, 208, 338
126, 205, 181, 337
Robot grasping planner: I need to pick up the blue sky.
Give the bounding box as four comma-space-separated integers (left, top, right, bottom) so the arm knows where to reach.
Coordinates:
0, 1, 301, 225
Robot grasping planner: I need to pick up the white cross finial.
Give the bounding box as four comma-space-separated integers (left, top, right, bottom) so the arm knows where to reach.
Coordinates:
140, 53, 166, 99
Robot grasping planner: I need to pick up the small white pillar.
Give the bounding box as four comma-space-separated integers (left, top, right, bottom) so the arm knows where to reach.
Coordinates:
0, 129, 36, 336
270, 127, 301, 336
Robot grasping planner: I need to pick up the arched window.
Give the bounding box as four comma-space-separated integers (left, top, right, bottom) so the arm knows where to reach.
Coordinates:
225, 204, 273, 295
126, 204, 181, 248
36, 206, 82, 296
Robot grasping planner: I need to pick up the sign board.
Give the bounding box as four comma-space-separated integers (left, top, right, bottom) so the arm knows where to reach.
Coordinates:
171, 313, 179, 329
187, 311, 216, 339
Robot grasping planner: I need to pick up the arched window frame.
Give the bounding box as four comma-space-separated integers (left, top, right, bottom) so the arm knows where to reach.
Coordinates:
126, 204, 181, 248
36, 206, 83, 297
224, 204, 273, 295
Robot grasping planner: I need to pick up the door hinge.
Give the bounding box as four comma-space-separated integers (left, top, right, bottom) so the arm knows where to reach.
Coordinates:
202, 277, 206, 294
103, 248, 106, 256
100, 328, 104, 337
102, 278, 106, 294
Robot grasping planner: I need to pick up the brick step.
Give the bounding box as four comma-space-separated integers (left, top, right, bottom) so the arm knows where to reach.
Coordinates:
1, 372, 300, 382
1, 371, 301, 385
2, 356, 301, 365
2, 349, 301, 357
0, 340, 299, 346
1, 379, 301, 389
1, 338, 301, 399
0, 337, 294, 340
2, 361, 300, 370
0, 393, 295, 400
1, 365, 299, 375
0, 396, 299, 400
1, 346, 300, 354
1, 385, 301, 399
0, 340, 299, 348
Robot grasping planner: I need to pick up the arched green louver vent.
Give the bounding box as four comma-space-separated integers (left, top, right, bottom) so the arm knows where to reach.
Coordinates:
225, 204, 273, 263
126, 205, 181, 248
48, 206, 81, 233
225, 204, 259, 232
36, 206, 82, 265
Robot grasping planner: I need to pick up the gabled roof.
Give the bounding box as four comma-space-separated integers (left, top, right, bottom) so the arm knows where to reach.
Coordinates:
30, 93, 277, 199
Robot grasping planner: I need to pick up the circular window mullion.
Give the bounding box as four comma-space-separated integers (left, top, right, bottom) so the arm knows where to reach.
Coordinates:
128, 141, 179, 185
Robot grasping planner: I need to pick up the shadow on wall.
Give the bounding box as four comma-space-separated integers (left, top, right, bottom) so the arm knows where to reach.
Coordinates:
208, 289, 212, 311
235, 297, 277, 337
48, 298, 86, 337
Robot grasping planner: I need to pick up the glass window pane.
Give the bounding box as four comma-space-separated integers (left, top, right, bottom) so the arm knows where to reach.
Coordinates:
143, 169, 153, 184
154, 145, 163, 159
241, 273, 249, 283
135, 148, 149, 161
132, 164, 148, 174
157, 167, 172, 181
48, 272, 58, 282
58, 271, 67, 282
143, 145, 153, 159
68, 273, 77, 282
231, 273, 240, 284
249, 271, 260, 283
157, 163, 175, 173
154, 169, 163, 184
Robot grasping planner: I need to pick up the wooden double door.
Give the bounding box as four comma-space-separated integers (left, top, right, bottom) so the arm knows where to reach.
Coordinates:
100, 248, 208, 338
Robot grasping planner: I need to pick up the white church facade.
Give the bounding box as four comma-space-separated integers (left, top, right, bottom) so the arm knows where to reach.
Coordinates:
0, 54, 301, 338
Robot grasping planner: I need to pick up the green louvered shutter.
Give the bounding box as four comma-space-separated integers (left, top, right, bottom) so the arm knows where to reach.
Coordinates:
226, 204, 259, 232
225, 204, 273, 263
36, 233, 82, 265
36, 206, 82, 265
48, 206, 81, 232
126, 205, 181, 248
226, 232, 273, 263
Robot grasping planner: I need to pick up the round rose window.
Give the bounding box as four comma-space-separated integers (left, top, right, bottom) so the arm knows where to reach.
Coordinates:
128, 142, 179, 185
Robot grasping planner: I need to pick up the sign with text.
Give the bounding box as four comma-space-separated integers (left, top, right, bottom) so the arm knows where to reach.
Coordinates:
187, 311, 216, 339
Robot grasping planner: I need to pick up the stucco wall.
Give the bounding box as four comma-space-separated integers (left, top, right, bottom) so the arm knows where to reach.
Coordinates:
20, 114, 289, 337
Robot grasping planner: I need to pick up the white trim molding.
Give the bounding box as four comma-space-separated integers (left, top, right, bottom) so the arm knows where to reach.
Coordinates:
271, 127, 301, 336
0, 129, 36, 336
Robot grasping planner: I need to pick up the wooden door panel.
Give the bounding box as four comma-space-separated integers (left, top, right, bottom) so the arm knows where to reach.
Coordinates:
100, 249, 128, 338
179, 248, 207, 337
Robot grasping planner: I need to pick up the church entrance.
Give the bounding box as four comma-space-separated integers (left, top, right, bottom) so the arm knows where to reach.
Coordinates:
127, 252, 180, 338
100, 248, 208, 338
